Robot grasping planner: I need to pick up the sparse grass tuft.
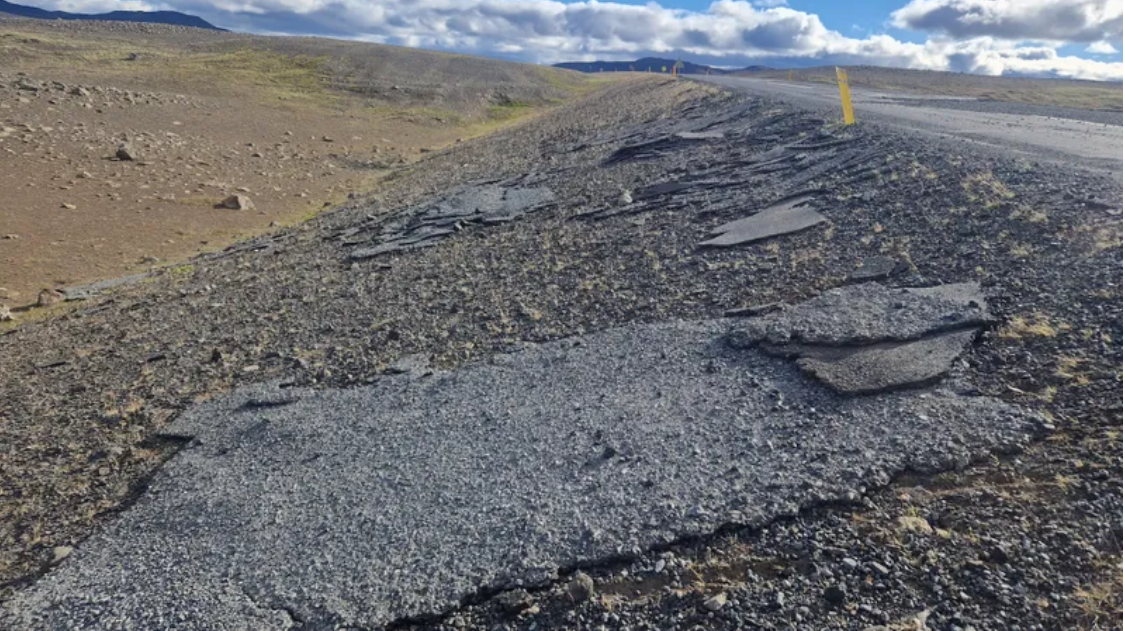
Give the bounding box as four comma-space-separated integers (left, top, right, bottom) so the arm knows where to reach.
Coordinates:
1073, 571, 1124, 630
998, 312, 1067, 339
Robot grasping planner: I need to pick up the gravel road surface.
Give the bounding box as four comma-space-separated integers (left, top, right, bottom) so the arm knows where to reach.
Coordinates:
699, 76, 1123, 177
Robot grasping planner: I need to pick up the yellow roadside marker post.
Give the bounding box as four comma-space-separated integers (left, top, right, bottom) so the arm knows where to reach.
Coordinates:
835, 67, 855, 126
787, 70, 792, 81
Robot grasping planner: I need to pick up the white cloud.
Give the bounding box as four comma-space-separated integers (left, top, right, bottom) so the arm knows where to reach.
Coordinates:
17, 0, 1125, 80
40, 0, 161, 11
891, 0, 1123, 44
1087, 40, 1119, 54
752, 0, 787, 7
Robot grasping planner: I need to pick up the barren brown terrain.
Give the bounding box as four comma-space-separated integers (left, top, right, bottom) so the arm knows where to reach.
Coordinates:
0, 17, 593, 307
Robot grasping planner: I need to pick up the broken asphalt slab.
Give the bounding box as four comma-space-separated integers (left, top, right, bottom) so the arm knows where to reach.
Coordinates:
730, 282, 990, 347
732, 282, 991, 394
3, 319, 1039, 630
349, 183, 555, 261
699, 196, 827, 248
788, 329, 979, 395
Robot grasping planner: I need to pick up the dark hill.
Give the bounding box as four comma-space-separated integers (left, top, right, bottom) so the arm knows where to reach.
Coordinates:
555, 57, 725, 75
0, 0, 223, 30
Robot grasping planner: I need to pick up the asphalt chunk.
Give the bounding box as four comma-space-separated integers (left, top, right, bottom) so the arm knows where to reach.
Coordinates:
789, 329, 979, 395
3, 320, 1037, 630
700, 197, 826, 248
731, 282, 990, 347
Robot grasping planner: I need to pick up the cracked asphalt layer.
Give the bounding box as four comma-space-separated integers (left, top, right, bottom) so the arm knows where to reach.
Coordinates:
2, 320, 1038, 630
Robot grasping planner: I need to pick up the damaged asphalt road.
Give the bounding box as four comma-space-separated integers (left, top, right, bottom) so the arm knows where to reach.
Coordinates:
1, 76, 1120, 630
699, 76, 1124, 178
4, 308, 1039, 629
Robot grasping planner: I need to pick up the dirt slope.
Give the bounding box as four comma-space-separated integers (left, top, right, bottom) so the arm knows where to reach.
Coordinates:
0, 17, 594, 306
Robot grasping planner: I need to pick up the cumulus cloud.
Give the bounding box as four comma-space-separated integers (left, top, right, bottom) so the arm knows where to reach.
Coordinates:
1087, 40, 1119, 54
891, 0, 1123, 44
17, 0, 1125, 80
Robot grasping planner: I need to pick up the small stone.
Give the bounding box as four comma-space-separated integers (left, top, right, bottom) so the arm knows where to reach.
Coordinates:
221, 194, 254, 210
78, 171, 93, 179
61, 203, 76, 210
566, 571, 596, 602
37, 288, 64, 307
0, 304, 13, 322
322, 136, 334, 142
51, 546, 73, 564
115, 142, 137, 161
494, 589, 533, 613
3, 234, 18, 239
842, 557, 859, 571
703, 592, 727, 612
617, 190, 633, 205
653, 559, 666, 573
985, 544, 1010, 564
871, 562, 891, 576
823, 583, 847, 606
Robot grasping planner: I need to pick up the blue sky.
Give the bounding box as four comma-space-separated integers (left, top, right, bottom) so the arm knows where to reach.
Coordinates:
21, 0, 1125, 80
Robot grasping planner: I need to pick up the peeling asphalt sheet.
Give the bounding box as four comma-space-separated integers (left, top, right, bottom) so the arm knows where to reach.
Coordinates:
5, 317, 1039, 629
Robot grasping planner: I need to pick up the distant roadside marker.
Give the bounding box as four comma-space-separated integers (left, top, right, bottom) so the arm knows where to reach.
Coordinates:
835, 67, 855, 126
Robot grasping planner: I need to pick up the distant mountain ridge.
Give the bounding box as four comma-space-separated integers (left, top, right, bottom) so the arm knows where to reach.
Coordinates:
554, 57, 726, 75
554, 57, 775, 75
0, 0, 223, 30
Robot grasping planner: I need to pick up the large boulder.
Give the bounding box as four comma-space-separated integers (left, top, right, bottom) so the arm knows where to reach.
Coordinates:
220, 194, 254, 210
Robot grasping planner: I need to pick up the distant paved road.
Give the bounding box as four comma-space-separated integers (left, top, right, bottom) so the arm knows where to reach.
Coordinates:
699, 76, 1123, 177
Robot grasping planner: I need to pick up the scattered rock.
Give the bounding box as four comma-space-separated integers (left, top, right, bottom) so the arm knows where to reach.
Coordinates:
51, 546, 73, 564
823, 583, 847, 606
566, 571, 596, 602
37, 288, 64, 307
115, 143, 138, 161
494, 589, 533, 614
0, 304, 13, 322
617, 190, 633, 205
61, 203, 76, 210
220, 195, 254, 211
702, 592, 728, 611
